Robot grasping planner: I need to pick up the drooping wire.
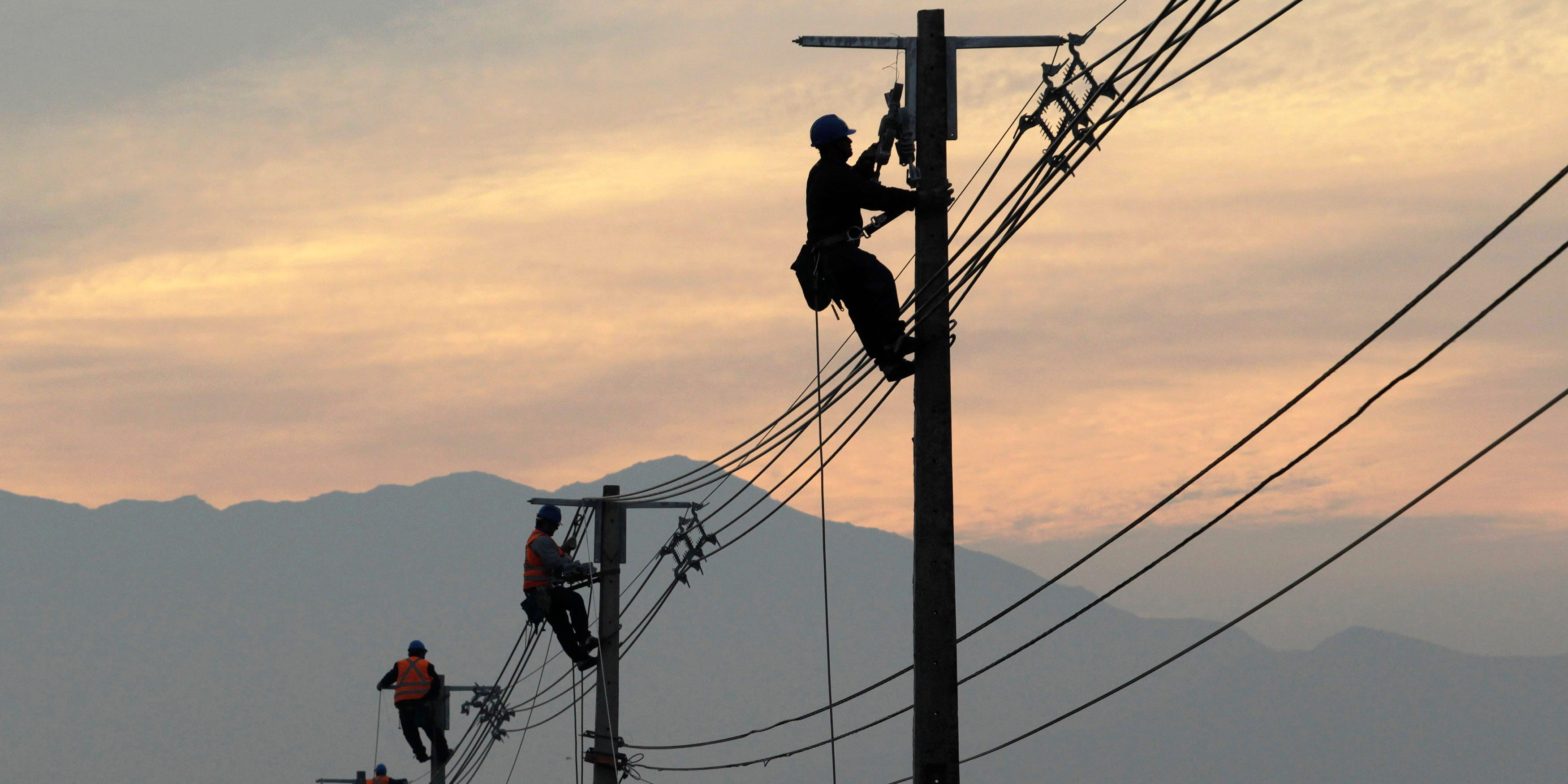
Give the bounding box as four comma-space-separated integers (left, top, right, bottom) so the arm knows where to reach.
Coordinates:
630, 226, 1568, 772
624, 0, 1562, 756
1091, 0, 1135, 32
886, 383, 1568, 782
951, 163, 1568, 648
812, 293, 841, 784
453, 0, 1332, 775
373, 689, 382, 773
502, 634, 555, 784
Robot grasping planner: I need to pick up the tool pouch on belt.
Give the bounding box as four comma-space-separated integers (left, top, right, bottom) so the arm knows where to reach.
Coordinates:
791, 243, 838, 312
521, 589, 551, 624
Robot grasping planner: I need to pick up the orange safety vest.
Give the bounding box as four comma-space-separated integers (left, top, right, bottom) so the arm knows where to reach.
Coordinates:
524, 529, 555, 590
393, 656, 432, 703
371, 776, 391, 784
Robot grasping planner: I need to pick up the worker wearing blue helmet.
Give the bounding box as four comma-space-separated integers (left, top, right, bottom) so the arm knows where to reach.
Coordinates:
376, 640, 452, 764
801, 113, 950, 381
524, 504, 599, 670
368, 762, 408, 784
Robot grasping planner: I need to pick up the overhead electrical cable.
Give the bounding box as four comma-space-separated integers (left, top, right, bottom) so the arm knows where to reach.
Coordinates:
881, 383, 1568, 782
619, 167, 1566, 754
622, 60, 1560, 775
461, 0, 1349, 777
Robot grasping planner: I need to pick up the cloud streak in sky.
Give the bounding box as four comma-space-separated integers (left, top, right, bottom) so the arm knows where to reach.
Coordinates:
1, 0, 1564, 544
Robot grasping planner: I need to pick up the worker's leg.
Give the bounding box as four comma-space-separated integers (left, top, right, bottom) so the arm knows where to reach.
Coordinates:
553, 587, 591, 644
828, 248, 903, 359
414, 702, 450, 761
396, 702, 428, 759
856, 252, 903, 352
545, 596, 589, 661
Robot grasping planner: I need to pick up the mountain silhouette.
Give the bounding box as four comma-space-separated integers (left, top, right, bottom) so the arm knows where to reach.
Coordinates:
3, 457, 1563, 782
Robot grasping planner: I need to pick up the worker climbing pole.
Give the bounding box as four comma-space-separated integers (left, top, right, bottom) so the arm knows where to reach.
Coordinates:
526, 491, 701, 784
792, 90, 949, 381
523, 504, 601, 672
797, 13, 1070, 783
375, 640, 453, 766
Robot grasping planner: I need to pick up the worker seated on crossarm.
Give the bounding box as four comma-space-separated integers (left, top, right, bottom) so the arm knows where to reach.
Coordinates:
375, 639, 452, 764
526, 504, 600, 671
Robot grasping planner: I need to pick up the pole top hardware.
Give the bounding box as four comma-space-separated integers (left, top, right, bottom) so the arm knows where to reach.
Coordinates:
795, 32, 1070, 139
529, 496, 702, 510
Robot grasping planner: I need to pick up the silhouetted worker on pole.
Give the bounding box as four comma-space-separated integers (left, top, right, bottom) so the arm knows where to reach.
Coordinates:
525, 504, 599, 671
376, 640, 452, 764
369, 762, 408, 784
803, 113, 948, 381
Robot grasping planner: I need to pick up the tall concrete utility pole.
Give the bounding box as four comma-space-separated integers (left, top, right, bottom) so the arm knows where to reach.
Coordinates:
910, 14, 958, 782
592, 484, 624, 784
798, 12, 1064, 783
529, 489, 698, 784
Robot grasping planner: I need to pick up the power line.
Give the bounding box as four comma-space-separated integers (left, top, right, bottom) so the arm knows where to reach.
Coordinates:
620, 0, 1297, 754
446, 0, 1413, 778
622, 159, 1566, 768
900, 382, 1568, 781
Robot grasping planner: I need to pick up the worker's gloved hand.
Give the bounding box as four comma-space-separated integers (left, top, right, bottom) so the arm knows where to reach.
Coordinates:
918, 182, 955, 208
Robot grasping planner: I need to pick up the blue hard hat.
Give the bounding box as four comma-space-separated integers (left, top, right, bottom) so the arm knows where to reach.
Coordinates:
375, 763, 387, 775
810, 114, 855, 147
407, 639, 426, 653
536, 504, 563, 525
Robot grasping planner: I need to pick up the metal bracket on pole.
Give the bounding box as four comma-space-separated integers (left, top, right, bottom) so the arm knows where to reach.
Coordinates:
660, 507, 718, 586
451, 684, 510, 740
795, 33, 1065, 139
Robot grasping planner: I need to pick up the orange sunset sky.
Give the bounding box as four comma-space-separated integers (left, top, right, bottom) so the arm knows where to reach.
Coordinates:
3, 0, 1565, 546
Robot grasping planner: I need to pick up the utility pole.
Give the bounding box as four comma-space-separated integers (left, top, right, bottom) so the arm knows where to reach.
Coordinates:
592, 484, 624, 784
910, 13, 959, 783
797, 12, 1064, 783
529, 489, 698, 784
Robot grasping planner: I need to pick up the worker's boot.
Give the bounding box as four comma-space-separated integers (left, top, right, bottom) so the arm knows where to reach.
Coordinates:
576, 655, 599, 672
413, 748, 430, 763
877, 356, 916, 382
581, 634, 599, 653
888, 323, 918, 358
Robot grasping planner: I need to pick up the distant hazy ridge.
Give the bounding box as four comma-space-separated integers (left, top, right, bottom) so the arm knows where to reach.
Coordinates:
3, 456, 1564, 782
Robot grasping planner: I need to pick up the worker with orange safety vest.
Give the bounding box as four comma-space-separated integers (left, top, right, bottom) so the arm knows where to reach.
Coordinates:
367, 763, 407, 784
376, 640, 452, 764
525, 504, 599, 671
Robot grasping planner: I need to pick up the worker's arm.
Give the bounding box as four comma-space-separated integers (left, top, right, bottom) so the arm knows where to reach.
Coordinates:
840, 162, 919, 213
376, 665, 398, 691
851, 148, 880, 178
424, 662, 444, 701
530, 535, 582, 577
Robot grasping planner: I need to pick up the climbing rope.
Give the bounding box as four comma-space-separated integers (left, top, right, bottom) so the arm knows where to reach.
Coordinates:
812, 292, 841, 784
373, 689, 382, 772
502, 634, 555, 784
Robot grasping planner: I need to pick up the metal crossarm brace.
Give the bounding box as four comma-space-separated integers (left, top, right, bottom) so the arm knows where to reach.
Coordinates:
795, 34, 1067, 139
1020, 35, 1117, 148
